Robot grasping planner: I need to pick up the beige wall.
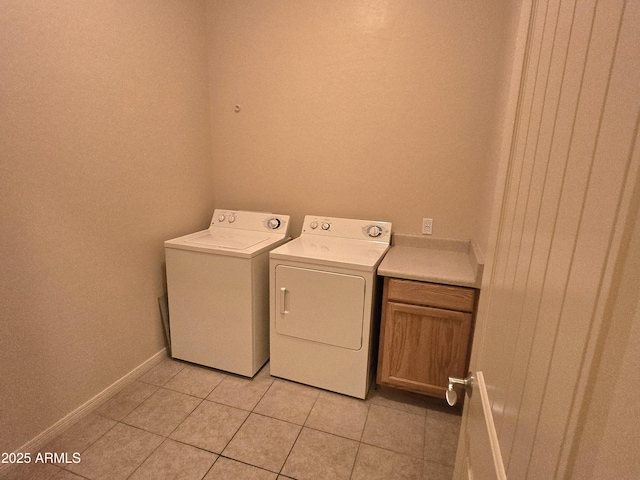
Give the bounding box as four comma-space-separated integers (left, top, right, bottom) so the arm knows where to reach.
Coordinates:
207, 0, 518, 248
0, 0, 213, 453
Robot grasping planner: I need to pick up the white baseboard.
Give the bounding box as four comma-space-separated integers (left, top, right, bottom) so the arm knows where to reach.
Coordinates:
0, 348, 168, 475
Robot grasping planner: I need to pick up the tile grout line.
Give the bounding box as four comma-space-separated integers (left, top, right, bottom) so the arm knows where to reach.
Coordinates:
56, 415, 119, 474
125, 357, 227, 478
346, 395, 374, 480
121, 409, 199, 480
121, 361, 197, 480
275, 385, 323, 477
200, 369, 279, 475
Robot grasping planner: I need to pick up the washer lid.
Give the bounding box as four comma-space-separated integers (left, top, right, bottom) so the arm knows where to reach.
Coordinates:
165, 228, 288, 258
184, 229, 272, 250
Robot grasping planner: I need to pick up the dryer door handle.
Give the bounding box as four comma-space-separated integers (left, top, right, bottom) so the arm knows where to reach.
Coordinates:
279, 287, 289, 315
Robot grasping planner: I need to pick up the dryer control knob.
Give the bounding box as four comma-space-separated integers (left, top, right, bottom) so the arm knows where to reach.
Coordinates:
228, 215, 236, 223
310, 221, 318, 229
267, 217, 281, 229
218, 214, 226, 222
321, 222, 331, 231
367, 225, 382, 237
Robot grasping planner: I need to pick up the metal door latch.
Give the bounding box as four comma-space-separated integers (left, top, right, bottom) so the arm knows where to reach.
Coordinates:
446, 373, 474, 406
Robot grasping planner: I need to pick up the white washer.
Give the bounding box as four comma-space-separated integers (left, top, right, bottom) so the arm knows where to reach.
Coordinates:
269, 215, 391, 399
165, 209, 290, 377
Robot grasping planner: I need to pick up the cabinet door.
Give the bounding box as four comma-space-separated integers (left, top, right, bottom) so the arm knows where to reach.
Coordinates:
378, 302, 472, 398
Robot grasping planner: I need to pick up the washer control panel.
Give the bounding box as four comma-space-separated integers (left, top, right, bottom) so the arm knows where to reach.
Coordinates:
217, 212, 236, 223
210, 209, 290, 234
301, 215, 391, 243
215, 211, 237, 224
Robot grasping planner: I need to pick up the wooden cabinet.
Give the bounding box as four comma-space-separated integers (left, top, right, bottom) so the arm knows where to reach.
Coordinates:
376, 277, 478, 399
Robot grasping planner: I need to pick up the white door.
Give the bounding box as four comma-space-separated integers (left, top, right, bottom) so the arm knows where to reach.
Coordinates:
455, 0, 640, 478
458, 372, 507, 480
274, 264, 366, 349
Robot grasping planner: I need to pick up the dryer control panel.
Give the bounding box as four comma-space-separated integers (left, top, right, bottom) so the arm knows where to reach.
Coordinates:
301, 215, 391, 243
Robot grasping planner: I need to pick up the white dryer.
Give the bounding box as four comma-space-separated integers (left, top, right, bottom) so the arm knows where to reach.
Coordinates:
269, 215, 391, 399
165, 209, 290, 377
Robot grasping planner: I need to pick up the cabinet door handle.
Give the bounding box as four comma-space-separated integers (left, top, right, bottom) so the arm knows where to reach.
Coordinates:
279, 287, 289, 315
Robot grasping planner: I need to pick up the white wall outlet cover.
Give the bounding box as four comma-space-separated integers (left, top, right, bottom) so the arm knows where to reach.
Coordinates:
422, 218, 433, 235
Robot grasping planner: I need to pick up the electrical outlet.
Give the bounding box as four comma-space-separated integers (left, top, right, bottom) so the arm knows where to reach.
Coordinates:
422, 218, 433, 235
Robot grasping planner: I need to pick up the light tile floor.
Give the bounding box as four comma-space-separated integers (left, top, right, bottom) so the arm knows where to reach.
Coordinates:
3, 358, 461, 480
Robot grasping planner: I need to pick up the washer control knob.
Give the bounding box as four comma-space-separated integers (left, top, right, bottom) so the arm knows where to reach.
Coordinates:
228, 215, 236, 223
310, 221, 318, 229
218, 214, 226, 222
267, 217, 281, 229
321, 222, 331, 231
367, 225, 382, 237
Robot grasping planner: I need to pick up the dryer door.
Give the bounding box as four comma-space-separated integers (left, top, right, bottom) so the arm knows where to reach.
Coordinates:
275, 265, 365, 350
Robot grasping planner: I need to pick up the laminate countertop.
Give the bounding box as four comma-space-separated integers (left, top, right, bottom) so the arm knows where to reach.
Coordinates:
377, 234, 484, 289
